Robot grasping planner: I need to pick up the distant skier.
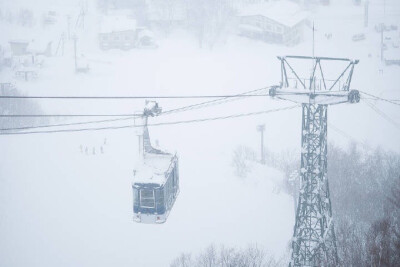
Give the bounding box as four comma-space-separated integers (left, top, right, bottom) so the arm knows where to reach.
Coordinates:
92, 147, 96, 155
85, 147, 88, 155
100, 146, 104, 154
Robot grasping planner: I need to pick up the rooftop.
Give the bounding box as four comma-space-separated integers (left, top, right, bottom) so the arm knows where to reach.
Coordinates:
240, 1, 309, 28
100, 16, 137, 33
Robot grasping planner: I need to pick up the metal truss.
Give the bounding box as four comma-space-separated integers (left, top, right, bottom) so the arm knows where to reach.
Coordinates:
290, 104, 338, 267
278, 56, 358, 92
270, 56, 360, 105
269, 55, 360, 266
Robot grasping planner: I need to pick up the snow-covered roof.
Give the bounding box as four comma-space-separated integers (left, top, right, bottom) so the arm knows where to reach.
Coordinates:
100, 16, 137, 33
106, 9, 134, 17
133, 152, 176, 186
27, 39, 51, 53
9, 39, 30, 44
137, 29, 156, 40
239, 1, 309, 28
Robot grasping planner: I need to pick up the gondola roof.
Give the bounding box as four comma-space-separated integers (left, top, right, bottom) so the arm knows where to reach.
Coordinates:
133, 151, 176, 186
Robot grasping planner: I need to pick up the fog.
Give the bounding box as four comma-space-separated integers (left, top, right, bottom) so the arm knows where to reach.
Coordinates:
0, 0, 399, 266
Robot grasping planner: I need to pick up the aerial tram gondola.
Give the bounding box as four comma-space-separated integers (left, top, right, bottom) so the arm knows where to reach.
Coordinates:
132, 101, 179, 224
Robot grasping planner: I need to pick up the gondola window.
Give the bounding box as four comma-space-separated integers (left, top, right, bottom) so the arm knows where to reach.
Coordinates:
140, 189, 155, 208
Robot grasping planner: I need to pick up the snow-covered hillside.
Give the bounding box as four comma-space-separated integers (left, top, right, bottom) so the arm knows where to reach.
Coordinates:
0, 0, 399, 266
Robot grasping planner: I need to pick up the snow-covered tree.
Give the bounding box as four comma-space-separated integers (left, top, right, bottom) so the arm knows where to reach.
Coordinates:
186, 0, 236, 48
170, 244, 282, 267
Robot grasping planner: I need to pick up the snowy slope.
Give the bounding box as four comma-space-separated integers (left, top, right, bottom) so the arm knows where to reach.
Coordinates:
0, 126, 294, 266
1, 0, 400, 266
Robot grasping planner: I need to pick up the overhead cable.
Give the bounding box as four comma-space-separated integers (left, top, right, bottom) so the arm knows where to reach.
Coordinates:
0, 105, 299, 135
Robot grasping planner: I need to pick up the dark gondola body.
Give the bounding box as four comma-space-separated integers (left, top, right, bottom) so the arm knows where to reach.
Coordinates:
132, 101, 179, 224
133, 153, 179, 223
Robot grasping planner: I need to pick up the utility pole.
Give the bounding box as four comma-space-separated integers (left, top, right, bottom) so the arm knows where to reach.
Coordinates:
73, 35, 77, 72
364, 0, 369, 27
67, 15, 71, 40
81, 6, 85, 29
62, 33, 64, 56
384, 0, 386, 16
381, 24, 384, 62
269, 55, 360, 266
76, 3, 86, 29
257, 124, 265, 164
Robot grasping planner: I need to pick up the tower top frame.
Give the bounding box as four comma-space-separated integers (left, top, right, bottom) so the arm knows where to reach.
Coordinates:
269, 55, 360, 105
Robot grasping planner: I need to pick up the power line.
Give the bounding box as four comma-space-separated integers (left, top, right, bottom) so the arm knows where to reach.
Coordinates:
0, 114, 141, 118
0, 86, 271, 131
359, 90, 400, 107
163, 86, 271, 115
0, 105, 299, 135
0, 116, 134, 131
362, 99, 400, 131
0, 94, 267, 100
328, 122, 369, 148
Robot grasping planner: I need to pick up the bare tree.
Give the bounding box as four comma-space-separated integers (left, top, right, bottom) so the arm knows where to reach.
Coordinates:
0, 84, 47, 132
17, 8, 34, 27
219, 245, 239, 267
336, 218, 367, 266
232, 146, 256, 178
186, 0, 235, 49
332, 145, 400, 266
170, 244, 280, 267
196, 244, 217, 267
170, 253, 193, 267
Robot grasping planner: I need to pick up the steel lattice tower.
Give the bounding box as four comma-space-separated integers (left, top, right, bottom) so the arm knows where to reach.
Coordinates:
269, 56, 360, 266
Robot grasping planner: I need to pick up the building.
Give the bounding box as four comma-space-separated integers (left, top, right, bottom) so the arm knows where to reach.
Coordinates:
99, 15, 158, 50
99, 16, 138, 50
385, 49, 400, 66
9, 40, 30, 56
238, 1, 308, 45
9, 39, 52, 57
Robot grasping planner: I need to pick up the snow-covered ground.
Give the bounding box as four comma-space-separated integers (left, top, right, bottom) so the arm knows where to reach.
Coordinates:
0, 128, 294, 266
1, 0, 400, 266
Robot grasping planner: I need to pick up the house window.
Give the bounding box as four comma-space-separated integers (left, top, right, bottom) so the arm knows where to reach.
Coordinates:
276, 25, 283, 33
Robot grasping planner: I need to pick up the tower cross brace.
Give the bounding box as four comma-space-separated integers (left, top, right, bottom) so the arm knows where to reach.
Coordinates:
269, 55, 360, 266
291, 103, 337, 266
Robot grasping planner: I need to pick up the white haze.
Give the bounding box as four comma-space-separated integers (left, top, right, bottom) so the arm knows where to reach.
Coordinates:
0, 0, 399, 266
